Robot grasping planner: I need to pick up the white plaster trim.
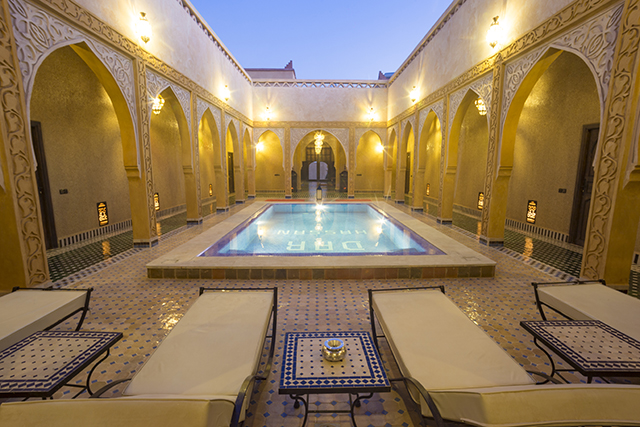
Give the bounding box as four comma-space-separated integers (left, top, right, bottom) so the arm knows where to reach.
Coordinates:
147, 70, 192, 133
290, 128, 349, 167
196, 98, 221, 133
448, 72, 493, 135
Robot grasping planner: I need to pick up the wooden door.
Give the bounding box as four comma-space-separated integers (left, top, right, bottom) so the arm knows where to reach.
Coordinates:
570, 125, 599, 246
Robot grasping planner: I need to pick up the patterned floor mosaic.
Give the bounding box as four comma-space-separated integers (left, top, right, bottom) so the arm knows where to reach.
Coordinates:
7, 199, 635, 426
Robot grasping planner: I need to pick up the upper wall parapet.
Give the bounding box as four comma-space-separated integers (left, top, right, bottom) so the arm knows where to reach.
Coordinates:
178, 0, 251, 83
253, 80, 387, 89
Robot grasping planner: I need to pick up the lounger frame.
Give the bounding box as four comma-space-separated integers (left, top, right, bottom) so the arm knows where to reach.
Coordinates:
10, 286, 92, 331
199, 287, 278, 427
531, 279, 605, 320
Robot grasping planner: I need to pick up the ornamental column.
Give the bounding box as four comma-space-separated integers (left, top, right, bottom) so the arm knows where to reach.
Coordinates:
581, 0, 640, 291
0, 0, 48, 290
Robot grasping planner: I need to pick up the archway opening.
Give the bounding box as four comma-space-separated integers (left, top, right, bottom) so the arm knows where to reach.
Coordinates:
292, 130, 347, 196
417, 111, 443, 216
198, 109, 220, 216
355, 131, 384, 194
30, 44, 132, 252
255, 131, 285, 195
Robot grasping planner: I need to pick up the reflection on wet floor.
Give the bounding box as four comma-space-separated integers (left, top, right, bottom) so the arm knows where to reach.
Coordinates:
46, 203, 639, 295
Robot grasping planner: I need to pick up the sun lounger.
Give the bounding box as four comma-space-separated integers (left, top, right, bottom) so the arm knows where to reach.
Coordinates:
369, 286, 640, 427
0, 287, 91, 351
0, 287, 277, 427
533, 279, 640, 341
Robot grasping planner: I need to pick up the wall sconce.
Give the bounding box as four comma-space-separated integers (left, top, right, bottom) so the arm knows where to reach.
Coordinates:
314, 131, 324, 155
367, 107, 376, 122
136, 12, 152, 44
223, 85, 230, 102
426, 183, 430, 196
477, 192, 485, 210
375, 142, 384, 153
487, 16, 504, 49
154, 192, 160, 211
256, 141, 265, 152
209, 184, 213, 197
97, 201, 109, 226
526, 200, 537, 224
152, 94, 165, 115
263, 106, 272, 121
410, 86, 419, 103
475, 98, 487, 116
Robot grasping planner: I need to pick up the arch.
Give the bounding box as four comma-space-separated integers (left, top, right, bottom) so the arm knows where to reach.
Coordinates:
254, 130, 285, 194
290, 128, 349, 166
225, 121, 242, 199
242, 128, 252, 196
198, 109, 220, 215
355, 130, 384, 193
27, 45, 134, 248
395, 121, 415, 202
149, 85, 194, 222
439, 89, 488, 222
416, 110, 443, 212
491, 50, 602, 245
292, 130, 347, 191
385, 128, 398, 198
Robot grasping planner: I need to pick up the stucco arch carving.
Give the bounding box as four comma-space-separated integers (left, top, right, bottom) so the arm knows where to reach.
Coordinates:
501, 3, 622, 136
225, 115, 240, 141
8, 0, 139, 165
418, 100, 446, 167
147, 70, 192, 133
448, 72, 493, 135
196, 98, 221, 132
354, 128, 384, 150
254, 129, 285, 170
290, 128, 349, 166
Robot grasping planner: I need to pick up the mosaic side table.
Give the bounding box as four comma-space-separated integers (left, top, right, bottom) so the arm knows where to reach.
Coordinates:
520, 320, 640, 382
280, 331, 390, 427
0, 330, 122, 399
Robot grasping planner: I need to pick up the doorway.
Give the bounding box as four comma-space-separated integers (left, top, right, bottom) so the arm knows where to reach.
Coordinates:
570, 124, 599, 246
227, 152, 235, 194
31, 121, 57, 249
404, 152, 411, 194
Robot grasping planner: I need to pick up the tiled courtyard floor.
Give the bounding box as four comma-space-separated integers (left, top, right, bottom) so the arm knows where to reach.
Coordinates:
7, 199, 638, 426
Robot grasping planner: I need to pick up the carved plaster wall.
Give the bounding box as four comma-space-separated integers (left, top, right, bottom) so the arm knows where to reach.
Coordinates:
8, 0, 139, 167
196, 98, 221, 132
225, 114, 240, 144
418, 99, 446, 167
147, 70, 192, 134
448, 72, 493, 134
289, 127, 349, 166
501, 4, 622, 134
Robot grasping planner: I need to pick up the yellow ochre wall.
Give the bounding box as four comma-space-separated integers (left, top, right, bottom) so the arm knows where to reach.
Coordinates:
355, 131, 384, 192
255, 131, 285, 192
421, 113, 442, 199
198, 111, 218, 206
30, 46, 131, 241
150, 98, 186, 212
454, 101, 488, 211
507, 52, 600, 234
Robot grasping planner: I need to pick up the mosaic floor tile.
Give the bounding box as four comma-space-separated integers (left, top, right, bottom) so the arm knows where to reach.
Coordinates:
3, 198, 634, 427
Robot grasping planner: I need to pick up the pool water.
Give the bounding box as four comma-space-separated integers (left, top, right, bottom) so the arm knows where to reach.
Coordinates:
199, 203, 444, 257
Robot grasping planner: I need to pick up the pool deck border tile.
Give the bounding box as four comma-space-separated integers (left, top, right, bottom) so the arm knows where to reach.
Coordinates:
146, 201, 497, 279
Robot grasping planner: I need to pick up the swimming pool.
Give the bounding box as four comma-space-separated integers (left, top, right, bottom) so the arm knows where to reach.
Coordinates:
147, 201, 496, 280
199, 203, 445, 257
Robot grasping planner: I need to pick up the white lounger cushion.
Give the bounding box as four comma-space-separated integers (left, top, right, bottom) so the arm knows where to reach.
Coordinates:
372, 289, 534, 391
429, 383, 640, 427
0, 289, 87, 351
538, 283, 640, 341
0, 396, 234, 427
124, 290, 273, 397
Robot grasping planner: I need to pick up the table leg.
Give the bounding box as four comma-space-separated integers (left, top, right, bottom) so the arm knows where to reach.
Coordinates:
350, 393, 373, 427
85, 349, 111, 396
532, 337, 557, 382
291, 394, 309, 427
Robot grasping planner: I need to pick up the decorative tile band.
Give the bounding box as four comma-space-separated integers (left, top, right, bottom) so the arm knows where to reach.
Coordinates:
505, 218, 569, 243
58, 219, 132, 248
147, 265, 495, 280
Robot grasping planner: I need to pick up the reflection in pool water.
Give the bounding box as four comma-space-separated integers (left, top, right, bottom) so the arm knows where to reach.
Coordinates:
199, 203, 444, 257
